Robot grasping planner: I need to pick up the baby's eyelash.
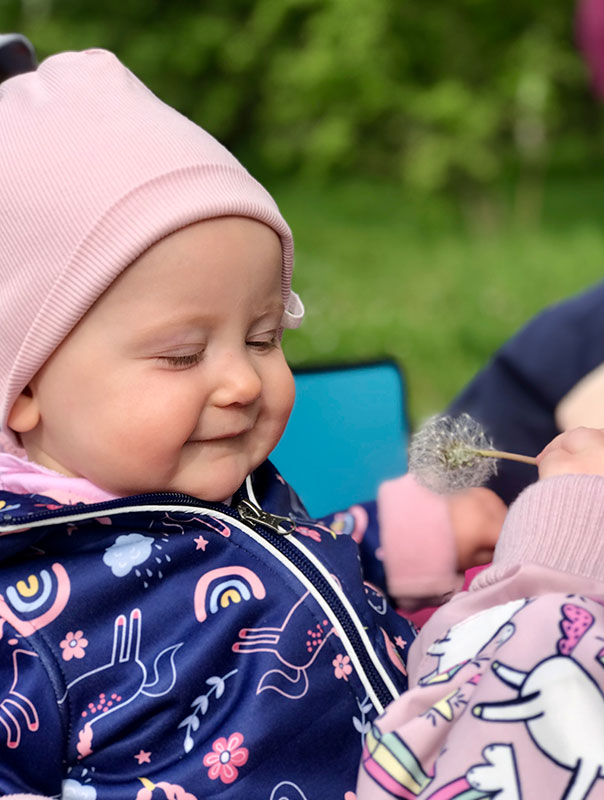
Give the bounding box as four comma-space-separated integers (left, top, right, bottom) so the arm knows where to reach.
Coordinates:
161, 353, 202, 368
247, 336, 278, 351
156, 336, 277, 367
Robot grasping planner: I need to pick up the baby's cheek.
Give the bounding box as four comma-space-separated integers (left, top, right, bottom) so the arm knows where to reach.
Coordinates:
274, 393, 295, 442
278, 367, 296, 419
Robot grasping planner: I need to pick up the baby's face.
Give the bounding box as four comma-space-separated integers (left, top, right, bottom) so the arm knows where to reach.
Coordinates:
17, 217, 295, 500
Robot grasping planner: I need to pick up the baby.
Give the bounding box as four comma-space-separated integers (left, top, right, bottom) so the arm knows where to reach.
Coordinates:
0, 49, 506, 799
357, 427, 604, 799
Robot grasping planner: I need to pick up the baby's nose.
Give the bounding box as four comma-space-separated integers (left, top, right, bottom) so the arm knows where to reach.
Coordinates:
212, 354, 262, 407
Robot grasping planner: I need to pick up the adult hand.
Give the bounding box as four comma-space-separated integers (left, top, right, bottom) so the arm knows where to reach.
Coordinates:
537, 426, 604, 480
448, 487, 507, 572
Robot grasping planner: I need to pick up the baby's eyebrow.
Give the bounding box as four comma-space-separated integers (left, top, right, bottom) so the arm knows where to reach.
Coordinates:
253, 302, 286, 320
126, 319, 206, 348
127, 303, 285, 345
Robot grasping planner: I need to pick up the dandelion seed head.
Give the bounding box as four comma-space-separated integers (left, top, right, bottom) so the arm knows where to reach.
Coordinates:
408, 413, 498, 493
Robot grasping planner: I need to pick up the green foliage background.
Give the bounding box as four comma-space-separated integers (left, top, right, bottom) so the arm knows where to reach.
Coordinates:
3, 0, 600, 188
3, 0, 604, 421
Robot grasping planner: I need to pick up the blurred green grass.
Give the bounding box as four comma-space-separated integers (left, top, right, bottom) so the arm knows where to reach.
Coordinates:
274, 173, 604, 425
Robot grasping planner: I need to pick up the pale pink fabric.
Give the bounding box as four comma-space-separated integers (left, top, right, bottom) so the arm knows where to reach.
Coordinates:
0, 452, 117, 505
357, 473, 604, 800
0, 49, 304, 445
378, 474, 460, 609
407, 474, 604, 682
471, 473, 604, 589
3, 795, 50, 799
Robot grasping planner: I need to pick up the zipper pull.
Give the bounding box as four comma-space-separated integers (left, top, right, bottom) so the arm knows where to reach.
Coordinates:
237, 499, 296, 535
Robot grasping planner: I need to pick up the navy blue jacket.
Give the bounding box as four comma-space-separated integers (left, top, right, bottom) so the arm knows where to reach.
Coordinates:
448, 281, 604, 505
0, 460, 415, 798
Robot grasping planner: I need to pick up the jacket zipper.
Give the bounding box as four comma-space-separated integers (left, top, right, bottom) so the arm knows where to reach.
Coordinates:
0, 487, 400, 711
236, 501, 400, 711
237, 477, 400, 712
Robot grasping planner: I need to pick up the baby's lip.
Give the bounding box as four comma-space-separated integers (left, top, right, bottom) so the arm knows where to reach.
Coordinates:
189, 427, 252, 443
212, 429, 251, 440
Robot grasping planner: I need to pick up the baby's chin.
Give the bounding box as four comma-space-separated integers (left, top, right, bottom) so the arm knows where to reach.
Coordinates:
136, 471, 251, 504
85, 470, 245, 502
47, 449, 263, 503
103, 478, 239, 503
169, 472, 250, 503
159, 448, 268, 502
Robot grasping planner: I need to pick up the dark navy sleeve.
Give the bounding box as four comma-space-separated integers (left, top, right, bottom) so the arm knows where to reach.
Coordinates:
447, 280, 604, 505
0, 620, 64, 796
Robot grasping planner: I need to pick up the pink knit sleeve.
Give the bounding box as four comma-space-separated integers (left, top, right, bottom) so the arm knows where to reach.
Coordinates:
407, 472, 604, 680
378, 473, 462, 610
471, 472, 604, 590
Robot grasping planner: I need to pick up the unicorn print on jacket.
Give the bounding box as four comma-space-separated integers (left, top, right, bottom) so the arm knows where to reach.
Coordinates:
472, 601, 604, 800
58, 608, 182, 758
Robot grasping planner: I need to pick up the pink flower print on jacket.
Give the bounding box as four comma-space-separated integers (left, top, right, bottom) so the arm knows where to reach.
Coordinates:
333, 653, 353, 680
60, 630, 88, 661
295, 525, 322, 542
203, 732, 249, 784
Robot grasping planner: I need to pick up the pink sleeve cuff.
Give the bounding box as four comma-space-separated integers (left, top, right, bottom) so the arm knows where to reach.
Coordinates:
471, 473, 604, 591
378, 473, 463, 609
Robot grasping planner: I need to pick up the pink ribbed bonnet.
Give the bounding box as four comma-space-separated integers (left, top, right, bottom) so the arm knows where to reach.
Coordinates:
0, 49, 304, 444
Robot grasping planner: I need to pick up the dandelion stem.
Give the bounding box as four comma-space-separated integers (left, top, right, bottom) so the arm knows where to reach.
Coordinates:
474, 448, 538, 466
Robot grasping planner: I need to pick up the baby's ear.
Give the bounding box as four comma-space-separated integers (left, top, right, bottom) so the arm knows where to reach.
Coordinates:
7, 386, 40, 433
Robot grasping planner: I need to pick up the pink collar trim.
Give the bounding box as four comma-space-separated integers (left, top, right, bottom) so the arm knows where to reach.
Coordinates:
0, 452, 118, 505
